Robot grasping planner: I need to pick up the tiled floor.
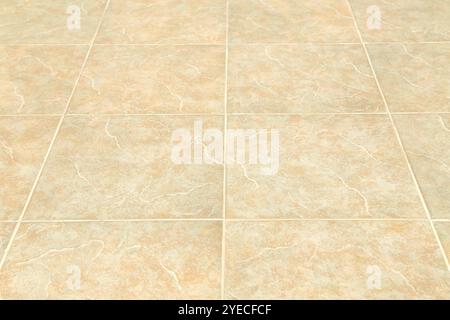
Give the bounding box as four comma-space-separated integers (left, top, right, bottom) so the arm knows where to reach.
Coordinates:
0, 0, 449, 299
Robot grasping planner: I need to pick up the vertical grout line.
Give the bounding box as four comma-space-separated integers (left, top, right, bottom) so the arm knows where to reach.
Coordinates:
345, 0, 450, 271
221, 0, 229, 300
0, 0, 112, 271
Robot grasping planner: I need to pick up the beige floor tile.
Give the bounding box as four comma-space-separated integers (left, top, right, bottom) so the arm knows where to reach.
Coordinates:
0, 224, 15, 258
68, 45, 225, 114
369, 44, 450, 113
0, 0, 107, 44
435, 223, 450, 263
349, 0, 450, 42
228, 44, 384, 113
394, 114, 450, 219
0, 46, 87, 115
225, 221, 450, 299
26, 116, 223, 220
226, 115, 424, 219
0, 221, 221, 299
229, 0, 359, 43
0, 117, 59, 220
96, 0, 226, 44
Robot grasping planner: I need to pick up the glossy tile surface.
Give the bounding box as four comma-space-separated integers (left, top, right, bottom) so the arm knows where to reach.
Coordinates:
369, 44, 450, 113
0, 221, 221, 299
26, 116, 223, 220
0, 46, 87, 114
229, 0, 359, 43
225, 221, 450, 299
69, 45, 225, 114
228, 44, 384, 113
1, 0, 450, 300
394, 114, 450, 219
349, 0, 450, 42
0, 0, 107, 44
226, 115, 424, 219
0, 224, 14, 258
0, 117, 59, 220
96, 0, 226, 44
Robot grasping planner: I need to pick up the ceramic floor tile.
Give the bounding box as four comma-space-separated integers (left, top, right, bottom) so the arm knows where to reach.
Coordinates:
0, 46, 87, 115
68, 45, 225, 114
226, 115, 424, 219
0, 224, 15, 258
0, 221, 221, 299
368, 44, 450, 113
435, 223, 450, 262
229, 0, 359, 43
349, 0, 450, 42
26, 116, 223, 220
394, 114, 450, 219
96, 0, 226, 44
0, 117, 59, 220
0, 0, 107, 44
228, 44, 384, 113
225, 221, 450, 299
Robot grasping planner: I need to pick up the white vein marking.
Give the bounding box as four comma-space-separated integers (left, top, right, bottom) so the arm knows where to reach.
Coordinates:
160, 262, 182, 291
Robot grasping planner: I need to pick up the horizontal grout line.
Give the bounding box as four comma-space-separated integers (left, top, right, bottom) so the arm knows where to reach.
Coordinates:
0, 218, 439, 224
0, 114, 62, 117
2, 112, 450, 118
2, 41, 450, 47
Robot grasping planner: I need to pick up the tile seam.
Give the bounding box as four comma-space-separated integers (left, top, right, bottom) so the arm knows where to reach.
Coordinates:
221, 0, 229, 300
345, 0, 450, 271
0, 0, 112, 271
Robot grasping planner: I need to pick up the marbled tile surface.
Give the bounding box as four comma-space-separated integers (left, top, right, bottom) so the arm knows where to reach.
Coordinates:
0, 0, 107, 44
0, 222, 222, 299
0, 117, 59, 220
229, 0, 359, 43
225, 221, 450, 299
25, 116, 224, 220
228, 44, 384, 113
96, 0, 226, 44
394, 114, 450, 219
0, 46, 87, 114
1, 0, 450, 300
349, 0, 450, 42
226, 115, 424, 219
368, 44, 450, 113
68, 45, 225, 114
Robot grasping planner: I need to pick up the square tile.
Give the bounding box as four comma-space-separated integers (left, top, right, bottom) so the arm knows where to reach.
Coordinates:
0, 0, 107, 44
68, 45, 225, 114
349, 0, 450, 42
26, 116, 223, 220
394, 114, 450, 219
368, 44, 450, 113
0, 117, 59, 220
228, 44, 384, 113
0, 46, 87, 114
226, 115, 424, 219
96, 0, 226, 44
229, 0, 359, 43
0, 221, 221, 299
225, 221, 450, 299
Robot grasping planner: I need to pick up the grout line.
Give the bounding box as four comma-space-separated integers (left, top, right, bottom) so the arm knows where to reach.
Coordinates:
2, 41, 450, 47
6, 218, 435, 223
346, 0, 450, 272
221, 0, 229, 301
2, 112, 450, 118
2, 111, 450, 117
0, 0, 112, 272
